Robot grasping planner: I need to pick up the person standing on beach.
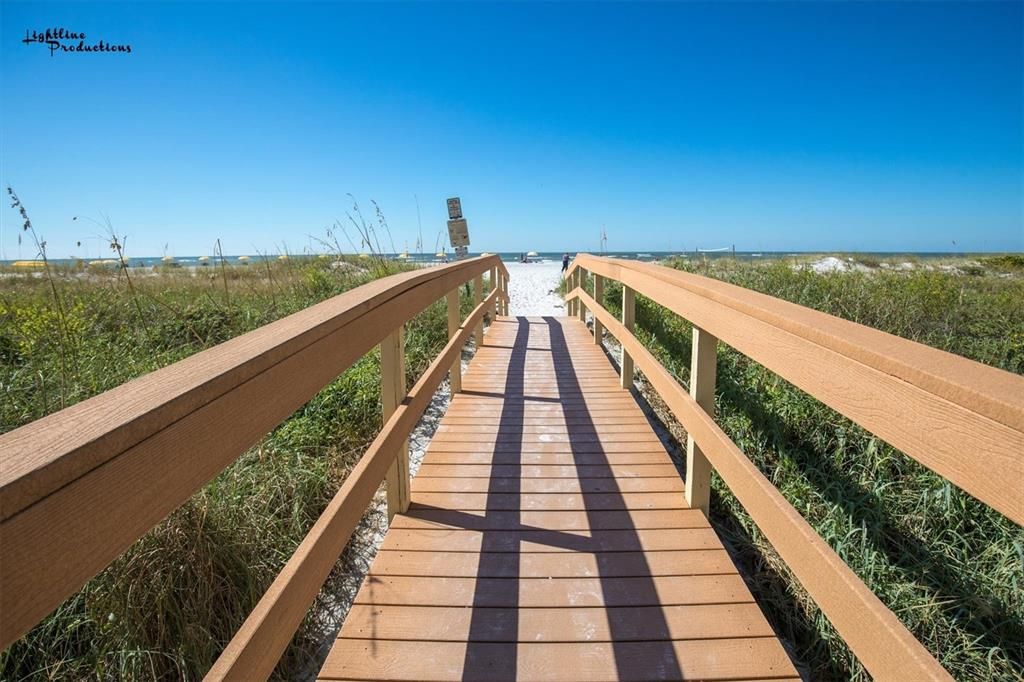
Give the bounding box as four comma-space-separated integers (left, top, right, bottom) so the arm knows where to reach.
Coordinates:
561, 253, 569, 272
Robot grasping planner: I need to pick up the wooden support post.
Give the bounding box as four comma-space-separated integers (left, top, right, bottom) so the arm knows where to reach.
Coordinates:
566, 269, 575, 316
494, 272, 501, 316
576, 269, 587, 323
382, 328, 409, 520
685, 326, 718, 516
491, 270, 497, 315
446, 288, 462, 393
501, 272, 509, 316
621, 285, 635, 389
489, 266, 498, 321
499, 270, 507, 315
473, 274, 484, 344
592, 274, 604, 344
574, 269, 581, 316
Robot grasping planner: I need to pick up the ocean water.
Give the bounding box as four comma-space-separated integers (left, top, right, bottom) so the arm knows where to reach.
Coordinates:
0, 250, 984, 269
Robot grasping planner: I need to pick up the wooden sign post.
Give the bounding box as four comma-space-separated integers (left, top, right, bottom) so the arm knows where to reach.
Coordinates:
447, 196, 470, 260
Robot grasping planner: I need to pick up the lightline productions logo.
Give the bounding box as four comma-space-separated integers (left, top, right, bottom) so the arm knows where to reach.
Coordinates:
22, 28, 132, 56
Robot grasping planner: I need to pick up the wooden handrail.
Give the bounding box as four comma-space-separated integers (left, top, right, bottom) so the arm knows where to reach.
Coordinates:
566, 253, 1024, 679
605, 257, 1022, 432
572, 287, 951, 680
566, 255, 1024, 524
206, 288, 501, 680
0, 255, 503, 650
1, 257, 503, 520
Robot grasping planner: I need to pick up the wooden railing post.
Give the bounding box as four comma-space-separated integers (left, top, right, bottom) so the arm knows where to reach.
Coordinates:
382, 328, 410, 520
565, 268, 575, 316
592, 274, 604, 344
473, 274, 484, 343
489, 266, 498, 320
496, 272, 504, 316
686, 326, 717, 515
501, 271, 509, 316
621, 285, 635, 389
576, 269, 587, 323
446, 289, 462, 393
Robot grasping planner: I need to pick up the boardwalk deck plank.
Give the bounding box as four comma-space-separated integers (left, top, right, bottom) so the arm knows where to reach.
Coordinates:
318, 316, 798, 681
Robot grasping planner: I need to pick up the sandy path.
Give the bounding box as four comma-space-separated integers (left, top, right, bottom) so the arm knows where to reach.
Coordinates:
504, 261, 566, 316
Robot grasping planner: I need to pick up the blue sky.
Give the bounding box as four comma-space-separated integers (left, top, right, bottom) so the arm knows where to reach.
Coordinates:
1, 1, 1021, 257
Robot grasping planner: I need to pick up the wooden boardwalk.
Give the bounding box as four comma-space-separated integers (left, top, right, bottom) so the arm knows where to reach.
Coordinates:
318, 316, 799, 681
8, 255, 1008, 679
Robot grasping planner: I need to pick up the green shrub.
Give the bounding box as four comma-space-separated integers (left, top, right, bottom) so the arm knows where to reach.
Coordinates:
980, 254, 1024, 273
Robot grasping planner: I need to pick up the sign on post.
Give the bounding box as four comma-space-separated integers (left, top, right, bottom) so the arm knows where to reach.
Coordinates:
448, 219, 469, 247
447, 197, 463, 220
446, 196, 470, 258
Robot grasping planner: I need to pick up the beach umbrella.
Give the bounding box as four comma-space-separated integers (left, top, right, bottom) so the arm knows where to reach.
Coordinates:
527, 251, 539, 257
238, 256, 250, 265
198, 256, 210, 265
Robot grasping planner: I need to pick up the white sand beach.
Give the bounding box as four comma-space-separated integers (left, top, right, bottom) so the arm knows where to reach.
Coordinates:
503, 260, 566, 316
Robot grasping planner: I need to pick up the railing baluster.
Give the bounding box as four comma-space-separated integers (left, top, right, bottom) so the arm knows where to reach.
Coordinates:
576, 268, 587, 323
685, 325, 717, 515
489, 266, 498, 321
500, 271, 509, 316
592, 274, 604, 344
446, 288, 462, 393
496, 270, 502, 316
574, 266, 581, 317
566, 268, 575, 316
497, 272, 504, 316
621, 285, 635, 389
473, 274, 484, 343
382, 328, 410, 520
